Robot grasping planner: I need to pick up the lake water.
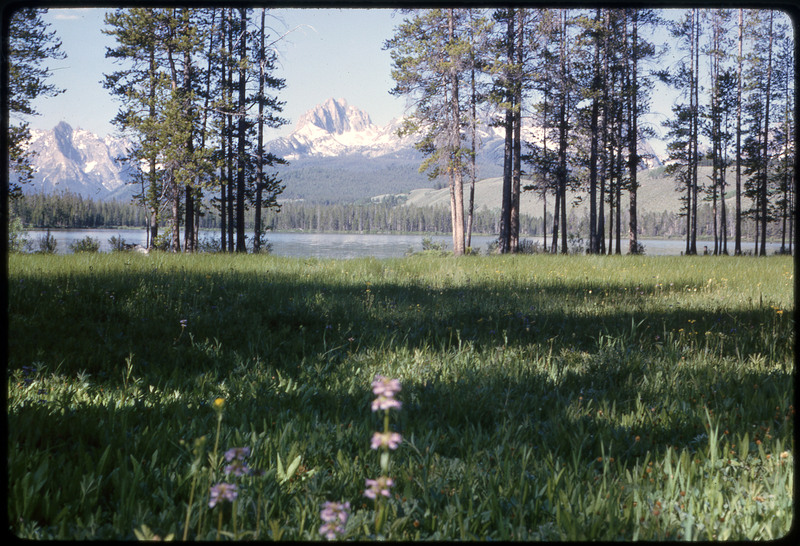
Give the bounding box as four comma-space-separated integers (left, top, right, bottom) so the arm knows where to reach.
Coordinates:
21, 228, 782, 258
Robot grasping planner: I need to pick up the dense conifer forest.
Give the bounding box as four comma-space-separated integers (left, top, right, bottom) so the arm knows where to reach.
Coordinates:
11, 190, 777, 243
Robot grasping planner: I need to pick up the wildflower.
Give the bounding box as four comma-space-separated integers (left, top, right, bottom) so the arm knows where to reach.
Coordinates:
224, 447, 251, 462
371, 431, 402, 450
372, 375, 402, 398
371, 395, 402, 412
364, 476, 394, 499
320, 501, 350, 524
224, 460, 252, 477
319, 501, 350, 541
180, 319, 187, 328
208, 482, 238, 508
213, 398, 225, 410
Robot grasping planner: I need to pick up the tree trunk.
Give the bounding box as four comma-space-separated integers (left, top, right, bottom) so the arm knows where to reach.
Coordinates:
588, 9, 601, 254
510, 8, 523, 253
759, 11, 774, 256
448, 9, 465, 256
627, 10, 639, 254
254, 8, 266, 253
499, 11, 514, 254
735, 9, 743, 255
235, 8, 247, 253
688, 9, 700, 255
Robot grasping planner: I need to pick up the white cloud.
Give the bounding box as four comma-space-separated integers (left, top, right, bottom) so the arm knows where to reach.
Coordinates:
51, 9, 91, 21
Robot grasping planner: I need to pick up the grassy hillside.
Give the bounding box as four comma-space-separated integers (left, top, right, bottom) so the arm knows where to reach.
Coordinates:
402, 166, 752, 218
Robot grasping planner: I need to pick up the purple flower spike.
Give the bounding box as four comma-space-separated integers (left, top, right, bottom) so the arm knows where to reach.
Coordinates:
372, 375, 402, 397
224, 446, 251, 462
319, 522, 344, 540
371, 394, 402, 412
319, 501, 350, 540
364, 476, 394, 499
208, 482, 238, 508
370, 431, 402, 450
320, 501, 350, 524
224, 460, 251, 477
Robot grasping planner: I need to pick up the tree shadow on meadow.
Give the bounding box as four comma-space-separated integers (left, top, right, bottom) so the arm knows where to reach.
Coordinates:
8, 263, 793, 470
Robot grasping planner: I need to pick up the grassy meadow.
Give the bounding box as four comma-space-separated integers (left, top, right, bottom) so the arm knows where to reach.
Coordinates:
7, 251, 794, 540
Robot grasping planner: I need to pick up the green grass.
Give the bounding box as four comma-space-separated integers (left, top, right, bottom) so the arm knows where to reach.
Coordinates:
7, 252, 794, 540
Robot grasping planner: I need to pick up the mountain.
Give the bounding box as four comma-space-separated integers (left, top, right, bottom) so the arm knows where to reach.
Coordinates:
266, 98, 458, 202
265, 97, 424, 162
19, 122, 136, 200
16, 99, 666, 204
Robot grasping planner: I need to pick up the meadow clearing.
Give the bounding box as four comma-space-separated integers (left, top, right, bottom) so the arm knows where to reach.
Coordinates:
6, 252, 794, 540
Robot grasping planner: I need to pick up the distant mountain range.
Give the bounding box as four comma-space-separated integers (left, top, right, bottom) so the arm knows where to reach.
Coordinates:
19, 121, 135, 200
15, 98, 663, 204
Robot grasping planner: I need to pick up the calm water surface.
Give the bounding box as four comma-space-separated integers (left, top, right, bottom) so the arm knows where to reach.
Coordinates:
23, 229, 782, 258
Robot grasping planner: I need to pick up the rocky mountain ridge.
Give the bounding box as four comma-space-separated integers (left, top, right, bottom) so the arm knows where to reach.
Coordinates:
20, 121, 135, 200
15, 98, 663, 203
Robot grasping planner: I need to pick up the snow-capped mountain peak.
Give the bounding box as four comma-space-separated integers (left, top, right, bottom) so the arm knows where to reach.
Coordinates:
296, 97, 375, 135
266, 98, 416, 161
18, 122, 134, 199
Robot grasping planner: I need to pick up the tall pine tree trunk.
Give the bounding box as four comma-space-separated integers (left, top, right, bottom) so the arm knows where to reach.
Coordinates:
759, 11, 774, 256
588, 9, 602, 254
557, 10, 568, 254
448, 9, 465, 256
147, 46, 159, 250
735, 9, 743, 255
183, 41, 195, 253
499, 11, 514, 254
627, 10, 639, 254
254, 9, 266, 252
510, 8, 523, 253
235, 8, 247, 253
687, 9, 700, 255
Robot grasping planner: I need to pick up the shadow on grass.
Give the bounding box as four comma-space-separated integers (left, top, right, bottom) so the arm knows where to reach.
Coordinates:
8, 265, 792, 377
8, 263, 794, 470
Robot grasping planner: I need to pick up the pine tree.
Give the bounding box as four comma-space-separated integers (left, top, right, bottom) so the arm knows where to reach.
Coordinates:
5, 7, 65, 200
386, 8, 473, 255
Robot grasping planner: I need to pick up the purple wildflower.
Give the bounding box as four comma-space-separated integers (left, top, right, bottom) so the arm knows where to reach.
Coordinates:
224, 460, 251, 477
370, 431, 402, 450
224, 447, 251, 462
371, 375, 402, 398
320, 501, 350, 524
319, 522, 344, 541
371, 394, 402, 412
208, 482, 238, 508
319, 501, 349, 540
364, 476, 394, 499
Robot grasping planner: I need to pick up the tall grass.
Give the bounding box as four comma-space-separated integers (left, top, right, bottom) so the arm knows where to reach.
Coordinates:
7, 252, 794, 540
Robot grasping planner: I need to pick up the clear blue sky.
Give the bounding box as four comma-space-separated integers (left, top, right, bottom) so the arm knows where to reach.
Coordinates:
29, 7, 407, 139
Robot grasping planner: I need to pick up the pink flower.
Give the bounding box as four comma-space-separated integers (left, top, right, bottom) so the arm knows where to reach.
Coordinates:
319, 501, 349, 540
364, 476, 394, 499
371, 394, 402, 412
320, 501, 350, 524
319, 521, 344, 541
208, 482, 238, 508
224, 446, 251, 462
372, 375, 402, 398
370, 431, 402, 450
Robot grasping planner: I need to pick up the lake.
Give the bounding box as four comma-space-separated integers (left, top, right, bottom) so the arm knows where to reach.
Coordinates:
21, 228, 782, 258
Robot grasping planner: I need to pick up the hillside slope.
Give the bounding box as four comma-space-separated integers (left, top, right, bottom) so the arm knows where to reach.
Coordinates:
402, 166, 749, 218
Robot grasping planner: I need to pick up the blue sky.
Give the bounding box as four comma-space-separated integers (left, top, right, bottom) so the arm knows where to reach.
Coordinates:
28, 7, 407, 139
